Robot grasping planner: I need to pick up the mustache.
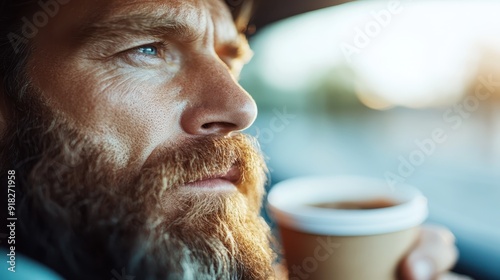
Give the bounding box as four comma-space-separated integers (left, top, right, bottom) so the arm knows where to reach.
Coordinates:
133, 133, 268, 211
139, 133, 267, 190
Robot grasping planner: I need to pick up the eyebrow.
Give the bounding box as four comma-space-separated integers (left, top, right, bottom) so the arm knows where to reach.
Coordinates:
76, 13, 202, 46
75, 12, 252, 62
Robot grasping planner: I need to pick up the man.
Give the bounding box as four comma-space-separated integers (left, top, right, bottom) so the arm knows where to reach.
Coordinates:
0, 0, 459, 279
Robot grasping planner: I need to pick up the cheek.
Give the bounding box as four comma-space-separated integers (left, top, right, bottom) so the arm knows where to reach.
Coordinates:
104, 85, 186, 166
35, 60, 185, 169
88, 71, 186, 167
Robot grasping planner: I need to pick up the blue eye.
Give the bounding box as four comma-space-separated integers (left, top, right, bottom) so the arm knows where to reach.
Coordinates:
118, 42, 177, 68
138, 46, 159, 56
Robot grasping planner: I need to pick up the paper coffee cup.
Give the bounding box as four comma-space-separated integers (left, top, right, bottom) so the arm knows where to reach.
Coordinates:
267, 176, 428, 280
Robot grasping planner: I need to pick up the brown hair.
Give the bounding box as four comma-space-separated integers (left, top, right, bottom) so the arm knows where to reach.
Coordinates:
0, 0, 37, 100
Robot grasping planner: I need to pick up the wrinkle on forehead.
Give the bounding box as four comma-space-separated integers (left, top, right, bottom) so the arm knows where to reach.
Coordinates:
85, 0, 206, 29
79, 0, 240, 48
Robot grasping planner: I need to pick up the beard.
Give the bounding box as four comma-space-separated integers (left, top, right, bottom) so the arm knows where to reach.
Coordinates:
0, 86, 277, 279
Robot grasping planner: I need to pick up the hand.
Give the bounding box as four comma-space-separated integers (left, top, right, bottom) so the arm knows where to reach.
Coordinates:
399, 225, 471, 280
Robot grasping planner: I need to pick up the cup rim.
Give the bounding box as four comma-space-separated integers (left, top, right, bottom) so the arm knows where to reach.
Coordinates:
267, 176, 428, 236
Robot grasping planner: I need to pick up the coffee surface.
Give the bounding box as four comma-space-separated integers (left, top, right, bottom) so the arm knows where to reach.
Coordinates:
312, 198, 396, 210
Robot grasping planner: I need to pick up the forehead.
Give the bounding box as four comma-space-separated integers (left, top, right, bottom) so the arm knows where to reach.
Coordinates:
87, 0, 231, 20
51, 0, 239, 45
92, 0, 208, 24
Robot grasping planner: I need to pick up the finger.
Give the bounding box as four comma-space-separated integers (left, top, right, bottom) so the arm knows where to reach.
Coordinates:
418, 225, 458, 273
400, 225, 459, 280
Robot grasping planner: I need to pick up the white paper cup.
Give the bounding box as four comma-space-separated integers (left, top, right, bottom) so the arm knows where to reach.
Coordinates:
267, 176, 428, 280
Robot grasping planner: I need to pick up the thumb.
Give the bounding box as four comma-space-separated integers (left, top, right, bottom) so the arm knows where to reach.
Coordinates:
401, 256, 435, 280
399, 225, 458, 280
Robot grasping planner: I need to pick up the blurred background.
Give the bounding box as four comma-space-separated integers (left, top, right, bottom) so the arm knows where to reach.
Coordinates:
241, 1, 500, 279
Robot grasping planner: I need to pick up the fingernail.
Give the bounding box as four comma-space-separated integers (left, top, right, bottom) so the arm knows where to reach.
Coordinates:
411, 258, 434, 280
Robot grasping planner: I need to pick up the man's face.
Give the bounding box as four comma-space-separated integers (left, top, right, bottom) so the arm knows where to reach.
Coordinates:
5, 0, 276, 278
30, 0, 257, 179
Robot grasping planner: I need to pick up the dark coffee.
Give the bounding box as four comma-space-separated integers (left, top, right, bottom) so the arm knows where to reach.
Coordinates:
312, 198, 396, 210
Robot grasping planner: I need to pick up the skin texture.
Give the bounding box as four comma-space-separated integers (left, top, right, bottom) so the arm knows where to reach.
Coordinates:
0, 0, 463, 279
30, 0, 256, 180
0, 1, 276, 279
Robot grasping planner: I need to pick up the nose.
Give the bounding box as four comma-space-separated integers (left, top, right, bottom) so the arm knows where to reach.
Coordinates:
180, 58, 257, 136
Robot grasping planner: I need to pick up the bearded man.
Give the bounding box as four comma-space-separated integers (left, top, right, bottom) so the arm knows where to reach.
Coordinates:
0, 0, 460, 279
